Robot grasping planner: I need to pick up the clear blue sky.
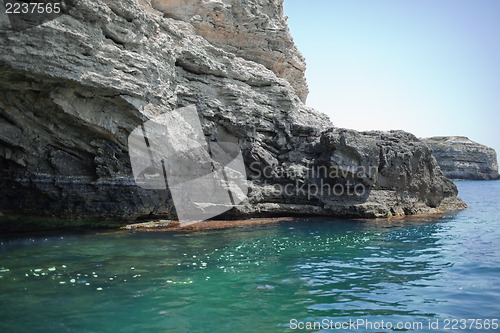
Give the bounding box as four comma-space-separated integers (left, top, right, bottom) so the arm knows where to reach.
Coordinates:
284, 0, 500, 163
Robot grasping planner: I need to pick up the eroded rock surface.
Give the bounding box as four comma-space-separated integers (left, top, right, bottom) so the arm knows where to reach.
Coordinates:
423, 136, 500, 180
0, 0, 465, 225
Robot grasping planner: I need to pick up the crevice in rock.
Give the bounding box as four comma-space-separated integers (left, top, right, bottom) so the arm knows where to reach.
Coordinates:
103, 32, 125, 48
174, 59, 226, 80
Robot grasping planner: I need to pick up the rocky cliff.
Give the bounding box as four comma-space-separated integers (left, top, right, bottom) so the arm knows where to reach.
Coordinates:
423, 136, 500, 180
0, 0, 465, 227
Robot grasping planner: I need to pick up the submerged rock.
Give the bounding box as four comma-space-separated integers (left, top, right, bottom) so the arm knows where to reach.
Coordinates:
256, 284, 275, 290
423, 137, 500, 180
0, 0, 465, 226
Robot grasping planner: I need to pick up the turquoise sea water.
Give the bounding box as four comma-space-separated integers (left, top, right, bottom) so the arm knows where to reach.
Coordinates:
1, 181, 499, 332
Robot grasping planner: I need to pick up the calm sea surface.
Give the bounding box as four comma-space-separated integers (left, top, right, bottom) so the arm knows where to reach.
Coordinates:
1, 181, 499, 332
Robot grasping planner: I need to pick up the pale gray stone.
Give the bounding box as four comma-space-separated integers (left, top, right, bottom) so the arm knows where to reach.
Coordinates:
423, 136, 500, 180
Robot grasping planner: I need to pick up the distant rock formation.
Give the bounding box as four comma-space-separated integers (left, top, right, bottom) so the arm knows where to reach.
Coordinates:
423, 137, 500, 180
0, 0, 465, 226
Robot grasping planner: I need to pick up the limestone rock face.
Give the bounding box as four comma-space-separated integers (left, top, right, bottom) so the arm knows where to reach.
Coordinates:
423, 136, 500, 180
0, 0, 465, 224
151, 0, 309, 102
